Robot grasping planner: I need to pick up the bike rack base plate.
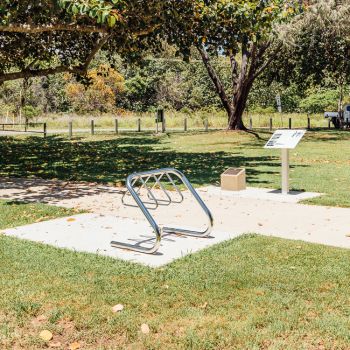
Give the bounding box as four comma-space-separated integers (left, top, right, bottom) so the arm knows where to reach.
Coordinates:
3, 213, 238, 267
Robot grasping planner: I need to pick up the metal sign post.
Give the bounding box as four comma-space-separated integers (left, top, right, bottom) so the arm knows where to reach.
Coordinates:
265, 130, 306, 195
281, 148, 289, 194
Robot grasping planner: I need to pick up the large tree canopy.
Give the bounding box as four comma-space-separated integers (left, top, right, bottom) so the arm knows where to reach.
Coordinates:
0, 0, 163, 83
163, 0, 303, 130
1, 0, 306, 131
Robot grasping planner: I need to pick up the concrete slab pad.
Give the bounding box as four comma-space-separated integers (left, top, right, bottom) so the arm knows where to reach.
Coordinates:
2, 178, 349, 257
204, 186, 322, 203
3, 214, 239, 267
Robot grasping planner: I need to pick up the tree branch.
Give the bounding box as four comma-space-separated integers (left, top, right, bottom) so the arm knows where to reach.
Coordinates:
0, 23, 108, 34
0, 66, 85, 83
253, 42, 283, 80
246, 43, 258, 83
233, 43, 249, 96
0, 33, 111, 83
197, 45, 232, 116
82, 34, 111, 69
229, 52, 239, 91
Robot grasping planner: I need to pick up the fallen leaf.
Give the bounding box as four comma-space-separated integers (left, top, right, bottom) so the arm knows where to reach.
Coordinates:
69, 341, 81, 350
112, 304, 124, 313
141, 323, 150, 334
39, 330, 53, 342
199, 302, 208, 309
67, 218, 76, 222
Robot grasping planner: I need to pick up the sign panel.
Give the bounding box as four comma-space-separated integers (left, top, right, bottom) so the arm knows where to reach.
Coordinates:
276, 94, 282, 113
264, 129, 306, 149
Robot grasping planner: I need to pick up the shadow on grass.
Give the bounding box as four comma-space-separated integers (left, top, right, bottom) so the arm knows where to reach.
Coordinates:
0, 134, 292, 188
303, 128, 350, 142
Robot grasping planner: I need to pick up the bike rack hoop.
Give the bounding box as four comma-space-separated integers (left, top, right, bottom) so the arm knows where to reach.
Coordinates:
111, 168, 214, 254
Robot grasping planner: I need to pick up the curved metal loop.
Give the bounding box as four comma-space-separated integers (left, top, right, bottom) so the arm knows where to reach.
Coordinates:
164, 172, 184, 204
121, 175, 158, 209
146, 174, 172, 206
111, 168, 214, 254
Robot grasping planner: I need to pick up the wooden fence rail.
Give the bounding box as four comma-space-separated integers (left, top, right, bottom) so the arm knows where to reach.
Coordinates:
0, 115, 335, 138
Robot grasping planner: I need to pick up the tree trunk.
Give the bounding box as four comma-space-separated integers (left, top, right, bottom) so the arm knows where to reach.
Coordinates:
227, 103, 247, 130
227, 77, 253, 130
197, 46, 234, 119
338, 79, 344, 114
197, 42, 273, 132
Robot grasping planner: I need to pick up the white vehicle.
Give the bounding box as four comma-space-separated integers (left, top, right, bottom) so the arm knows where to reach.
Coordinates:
324, 104, 350, 128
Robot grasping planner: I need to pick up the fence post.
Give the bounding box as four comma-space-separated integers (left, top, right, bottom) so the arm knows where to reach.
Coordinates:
205, 118, 209, 132
269, 117, 273, 131
249, 117, 253, 130
288, 118, 292, 129
68, 121, 73, 139
184, 118, 188, 132
43, 123, 47, 137
162, 116, 166, 133
307, 115, 311, 130
137, 118, 141, 132
91, 119, 95, 135
115, 118, 118, 134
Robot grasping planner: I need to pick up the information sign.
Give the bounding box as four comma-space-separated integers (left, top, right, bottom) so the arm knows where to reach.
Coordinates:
264, 129, 306, 149
264, 129, 306, 194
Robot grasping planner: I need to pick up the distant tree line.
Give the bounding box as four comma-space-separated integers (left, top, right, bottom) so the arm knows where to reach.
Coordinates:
0, 51, 346, 119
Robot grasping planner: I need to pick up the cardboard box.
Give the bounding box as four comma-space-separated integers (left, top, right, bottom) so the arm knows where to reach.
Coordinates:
221, 168, 246, 191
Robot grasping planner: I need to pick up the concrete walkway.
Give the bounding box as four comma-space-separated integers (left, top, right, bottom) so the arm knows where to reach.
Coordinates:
1, 178, 349, 266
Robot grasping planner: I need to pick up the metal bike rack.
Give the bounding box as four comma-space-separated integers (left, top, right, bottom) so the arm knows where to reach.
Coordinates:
111, 168, 214, 254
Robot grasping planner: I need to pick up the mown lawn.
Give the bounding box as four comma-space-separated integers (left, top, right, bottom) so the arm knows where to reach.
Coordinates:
0, 200, 75, 229
1, 129, 350, 206
1, 130, 350, 349
1, 234, 350, 350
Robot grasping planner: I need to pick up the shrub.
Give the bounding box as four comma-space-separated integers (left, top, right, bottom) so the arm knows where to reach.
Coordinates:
23, 105, 40, 119
251, 106, 276, 114
299, 89, 339, 113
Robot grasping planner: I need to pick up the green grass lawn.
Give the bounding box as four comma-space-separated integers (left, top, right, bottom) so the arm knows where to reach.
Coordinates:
1, 234, 349, 349
0, 200, 75, 229
1, 129, 350, 206
1, 130, 350, 349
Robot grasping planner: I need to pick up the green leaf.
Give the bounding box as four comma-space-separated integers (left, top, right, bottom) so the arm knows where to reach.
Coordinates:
108, 15, 117, 27
71, 5, 79, 15
101, 10, 110, 24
